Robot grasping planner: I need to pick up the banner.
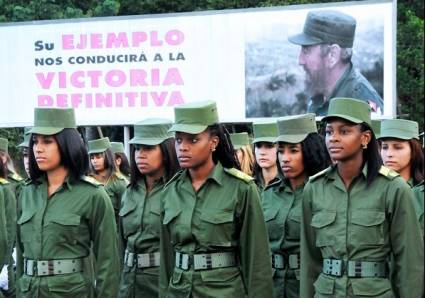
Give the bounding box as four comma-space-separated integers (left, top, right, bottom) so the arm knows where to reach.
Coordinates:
0, 0, 395, 127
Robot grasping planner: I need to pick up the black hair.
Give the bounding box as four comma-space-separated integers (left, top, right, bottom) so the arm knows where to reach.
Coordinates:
129, 138, 180, 188
409, 139, 424, 185
89, 148, 116, 179
360, 123, 383, 185
114, 152, 131, 177
207, 124, 240, 169
28, 128, 89, 182
300, 133, 332, 176
0, 160, 6, 179
252, 142, 283, 183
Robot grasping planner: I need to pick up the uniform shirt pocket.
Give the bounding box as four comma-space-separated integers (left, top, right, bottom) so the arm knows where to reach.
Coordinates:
263, 208, 281, 241
286, 209, 301, 240
17, 210, 37, 243
200, 210, 234, 246
350, 210, 385, 246
163, 208, 182, 245
44, 213, 82, 244
313, 273, 335, 295
119, 202, 139, 238
310, 211, 336, 247
351, 277, 393, 297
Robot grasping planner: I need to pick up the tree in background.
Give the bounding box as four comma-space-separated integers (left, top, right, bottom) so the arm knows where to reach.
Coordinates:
1, 0, 423, 173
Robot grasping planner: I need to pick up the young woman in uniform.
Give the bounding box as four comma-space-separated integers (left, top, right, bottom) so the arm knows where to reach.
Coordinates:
160, 101, 273, 298
300, 98, 424, 297
88, 137, 129, 226
16, 107, 119, 297
379, 119, 424, 236
262, 113, 331, 298
118, 119, 179, 297
230, 132, 255, 176
252, 121, 281, 192
111, 142, 131, 179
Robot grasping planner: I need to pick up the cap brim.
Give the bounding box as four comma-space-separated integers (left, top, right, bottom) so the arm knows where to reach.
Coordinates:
252, 137, 277, 144
288, 33, 323, 46
275, 134, 307, 144
17, 141, 29, 148
88, 149, 107, 154
322, 114, 363, 125
29, 127, 64, 135
378, 134, 416, 141
129, 137, 171, 145
168, 124, 208, 134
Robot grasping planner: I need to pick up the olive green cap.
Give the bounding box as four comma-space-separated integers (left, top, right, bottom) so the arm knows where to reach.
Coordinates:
230, 132, 251, 150
252, 120, 279, 143
322, 97, 371, 126
169, 101, 219, 134
289, 10, 356, 48
379, 119, 419, 140
110, 142, 125, 154
29, 108, 76, 135
0, 138, 8, 153
129, 118, 173, 145
88, 137, 111, 154
276, 113, 317, 143
371, 119, 382, 139
18, 127, 32, 148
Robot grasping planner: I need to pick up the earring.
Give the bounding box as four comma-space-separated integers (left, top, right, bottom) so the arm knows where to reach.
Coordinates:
211, 147, 216, 152
362, 143, 367, 149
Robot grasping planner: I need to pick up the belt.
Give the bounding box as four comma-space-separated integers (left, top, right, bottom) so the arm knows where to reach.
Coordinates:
24, 258, 83, 276
271, 253, 300, 269
323, 259, 388, 278
175, 251, 237, 270
124, 251, 160, 268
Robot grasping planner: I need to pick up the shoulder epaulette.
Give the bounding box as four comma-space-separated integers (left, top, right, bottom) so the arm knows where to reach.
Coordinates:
115, 172, 130, 184
9, 173, 23, 182
224, 168, 254, 184
80, 175, 103, 187
23, 178, 32, 185
309, 167, 331, 182
0, 178, 9, 185
378, 166, 399, 180
164, 170, 184, 189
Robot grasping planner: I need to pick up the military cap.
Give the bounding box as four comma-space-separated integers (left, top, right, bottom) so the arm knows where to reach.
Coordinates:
88, 137, 111, 154
29, 108, 76, 135
252, 120, 279, 143
276, 113, 317, 143
230, 132, 251, 150
169, 101, 219, 134
289, 10, 356, 48
322, 97, 371, 126
0, 138, 8, 153
129, 119, 173, 145
18, 127, 32, 148
379, 119, 419, 140
371, 119, 382, 139
110, 142, 125, 154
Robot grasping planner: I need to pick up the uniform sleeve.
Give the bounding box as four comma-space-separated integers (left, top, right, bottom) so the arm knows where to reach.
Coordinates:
159, 195, 174, 297
0, 189, 7, 266
300, 182, 323, 298
388, 181, 424, 297
3, 187, 16, 262
238, 182, 273, 298
90, 187, 120, 297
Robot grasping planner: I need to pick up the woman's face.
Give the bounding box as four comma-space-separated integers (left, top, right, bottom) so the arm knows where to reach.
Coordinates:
175, 130, 218, 169
32, 134, 62, 172
90, 153, 106, 172
254, 142, 277, 169
134, 144, 163, 176
325, 120, 370, 162
278, 143, 305, 180
380, 139, 411, 174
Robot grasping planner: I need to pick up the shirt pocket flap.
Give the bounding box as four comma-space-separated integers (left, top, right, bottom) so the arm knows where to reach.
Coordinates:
200, 267, 240, 282
119, 201, 137, 217
18, 275, 31, 292
311, 211, 336, 228
17, 210, 36, 225
288, 210, 301, 223
351, 211, 385, 226
48, 213, 81, 226
171, 269, 183, 285
313, 274, 335, 295
263, 208, 279, 222
163, 208, 182, 225
200, 210, 233, 224
351, 278, 392, 296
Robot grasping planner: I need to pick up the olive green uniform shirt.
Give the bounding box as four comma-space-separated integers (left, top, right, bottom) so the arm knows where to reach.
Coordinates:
412, 181, 424, 237
16, 175, 120, 297
118, 178, 164, 297
307, 63, 384, 116
301, 164, 424, 297
160, 162, 273, 298
0, 183, 9, 267
262, 178, 303, 298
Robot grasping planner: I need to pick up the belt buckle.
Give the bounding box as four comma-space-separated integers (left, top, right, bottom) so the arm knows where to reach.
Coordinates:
177, 253, 191, 270
331, 259, 343, 277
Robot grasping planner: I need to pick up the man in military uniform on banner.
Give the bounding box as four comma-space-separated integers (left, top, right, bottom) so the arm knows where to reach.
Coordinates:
289, 10, 384, 116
